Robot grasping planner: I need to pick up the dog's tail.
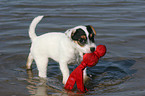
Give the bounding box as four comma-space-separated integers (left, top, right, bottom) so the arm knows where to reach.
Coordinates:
29, 16, 44, 40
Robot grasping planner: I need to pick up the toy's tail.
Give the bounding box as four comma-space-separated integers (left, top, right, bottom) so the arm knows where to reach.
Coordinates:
28, 16, 44, 41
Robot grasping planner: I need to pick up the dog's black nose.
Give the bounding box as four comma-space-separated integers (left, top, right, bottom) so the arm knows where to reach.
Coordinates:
90, 47, 95, 52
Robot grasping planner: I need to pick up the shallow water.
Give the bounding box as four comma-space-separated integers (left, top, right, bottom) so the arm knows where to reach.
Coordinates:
0, 0, 145, 95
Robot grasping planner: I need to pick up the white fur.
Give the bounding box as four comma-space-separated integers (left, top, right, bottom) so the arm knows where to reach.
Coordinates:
26, 16, 96, 84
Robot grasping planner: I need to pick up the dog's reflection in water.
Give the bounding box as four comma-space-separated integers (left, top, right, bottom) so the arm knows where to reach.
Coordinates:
26, 69, 67, 96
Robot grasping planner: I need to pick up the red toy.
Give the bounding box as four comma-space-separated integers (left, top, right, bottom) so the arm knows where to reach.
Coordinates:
64, 45, 106, 93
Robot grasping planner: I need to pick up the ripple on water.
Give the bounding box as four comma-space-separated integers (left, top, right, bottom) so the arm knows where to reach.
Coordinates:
86, 60, 136, 94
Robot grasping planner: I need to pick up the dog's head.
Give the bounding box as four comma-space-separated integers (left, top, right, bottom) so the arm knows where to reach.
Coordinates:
65, 25, 96, 53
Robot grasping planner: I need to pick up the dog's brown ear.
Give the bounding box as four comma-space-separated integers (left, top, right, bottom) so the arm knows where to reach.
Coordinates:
86, 25, 96, 35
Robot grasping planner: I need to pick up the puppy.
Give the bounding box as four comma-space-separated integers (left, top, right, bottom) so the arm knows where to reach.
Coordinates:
26, 16, 96, 84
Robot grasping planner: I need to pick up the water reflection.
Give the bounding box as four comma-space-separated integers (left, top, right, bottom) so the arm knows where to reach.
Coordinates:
25, 59, 136, 95
26, 69, 68, 96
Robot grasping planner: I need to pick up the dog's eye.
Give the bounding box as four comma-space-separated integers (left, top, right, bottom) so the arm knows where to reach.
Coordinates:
89, 34, 95, 43
78, 38, 87, 46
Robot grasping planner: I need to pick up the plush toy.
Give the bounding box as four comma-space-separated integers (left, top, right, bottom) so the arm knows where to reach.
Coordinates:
64, 45, 106, 93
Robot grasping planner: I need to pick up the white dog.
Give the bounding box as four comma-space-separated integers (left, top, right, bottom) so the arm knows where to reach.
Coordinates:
26, 16, 96, 84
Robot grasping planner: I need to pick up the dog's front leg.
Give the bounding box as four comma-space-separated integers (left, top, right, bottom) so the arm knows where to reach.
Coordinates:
59, 61, 69, 84
83, 68, 89, 83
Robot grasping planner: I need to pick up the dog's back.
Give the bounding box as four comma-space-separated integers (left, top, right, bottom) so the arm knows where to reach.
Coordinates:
31, 32, 73, 62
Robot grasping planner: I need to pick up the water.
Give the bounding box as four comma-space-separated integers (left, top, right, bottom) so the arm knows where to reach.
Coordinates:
0, 0, 145, 95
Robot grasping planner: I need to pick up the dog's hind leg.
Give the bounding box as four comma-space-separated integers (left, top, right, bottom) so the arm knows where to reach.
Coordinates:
26, 53, 33, 69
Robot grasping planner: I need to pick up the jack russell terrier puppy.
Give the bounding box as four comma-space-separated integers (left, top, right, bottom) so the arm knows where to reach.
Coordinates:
26, 16, 96, 84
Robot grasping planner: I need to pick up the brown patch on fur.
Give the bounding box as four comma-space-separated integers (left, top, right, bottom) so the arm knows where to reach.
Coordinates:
81, 35, 87, 40
90, 25, 96, 35
90, 34, 93, 38
74, 41, 85, 47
